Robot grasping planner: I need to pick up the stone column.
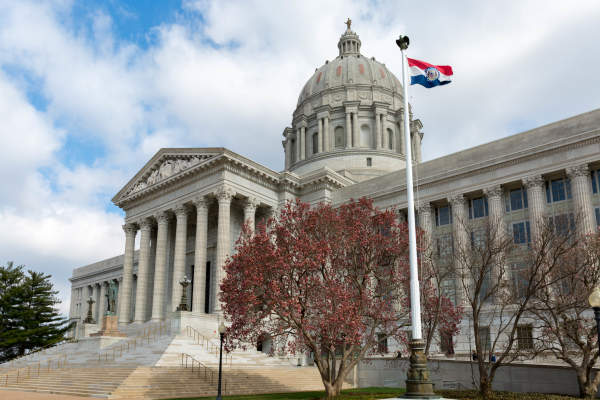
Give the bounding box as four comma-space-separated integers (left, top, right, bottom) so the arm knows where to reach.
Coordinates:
151, 211, 170, 320
284, 139, 291, 169
417, 203, 433, 251
118, 223, 137, 324
382, 115, 389, 150
523, 175, 546, 243
324, 115, 330, 151
483, 185, 506, 296
91, 284, 98, 321
317, 118, 323, 153
566, 164, 595, 236
449, 194, 468, 306
98, 282, 107, 318
375, 112, 382, 149
398, 119, 405, 155
345, 112, 352, 148
171, 205, 189, 312
415, 132, 422, 162
352, 112, 358, 147
295, 129, 301, 163
192, 197, 209, 313
134, 218, 152, 323
243, 197, 259, 234
300, 126, 306, 160
215, 188, 233, 311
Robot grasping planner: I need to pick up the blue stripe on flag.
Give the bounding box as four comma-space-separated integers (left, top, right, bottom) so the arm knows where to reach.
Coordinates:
410, 75, 451, 88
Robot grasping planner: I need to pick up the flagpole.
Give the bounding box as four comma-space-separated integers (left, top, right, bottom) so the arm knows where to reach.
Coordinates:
396, 35, 439, 399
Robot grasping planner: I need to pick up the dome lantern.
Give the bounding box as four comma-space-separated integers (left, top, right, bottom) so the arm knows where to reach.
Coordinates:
338, 18, 361, 57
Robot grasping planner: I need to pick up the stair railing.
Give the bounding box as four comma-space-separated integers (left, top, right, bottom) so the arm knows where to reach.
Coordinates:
97, 320, 170, 363
1, 354, 68, 387
0, 339, 76, 372
181, 353, 229, 394
185, 325, 232, 367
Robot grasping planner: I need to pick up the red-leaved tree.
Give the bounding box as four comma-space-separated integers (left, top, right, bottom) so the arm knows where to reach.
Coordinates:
220, 198, 414, 397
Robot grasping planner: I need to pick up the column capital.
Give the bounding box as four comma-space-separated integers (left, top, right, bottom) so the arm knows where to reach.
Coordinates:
192, 195, 209, 210
122, 223, 138, 236
138, 217, 153, 231
522, 174, 545, 189
174, 204, 190, 218
155, 211, 171, 225
566, 164, 589, 179
483, 184, 503, 199
417, 202, 432, 215
216, 187, 234, 203
243, 197, 259, 212
448, 193, 466, 207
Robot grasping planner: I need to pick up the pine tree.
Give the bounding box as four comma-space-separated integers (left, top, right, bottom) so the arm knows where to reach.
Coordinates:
0, 263, 71, 362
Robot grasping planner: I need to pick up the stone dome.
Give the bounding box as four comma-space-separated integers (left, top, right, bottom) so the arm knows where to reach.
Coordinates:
282, 22, 423, 183
297, 27, 403, 108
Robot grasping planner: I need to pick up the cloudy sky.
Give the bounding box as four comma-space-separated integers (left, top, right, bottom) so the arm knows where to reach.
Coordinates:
1, 0, 599, 315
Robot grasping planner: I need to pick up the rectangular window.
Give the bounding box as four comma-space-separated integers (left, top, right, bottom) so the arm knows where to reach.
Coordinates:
312, 133, 319, 155
469, 197, 489, 219
512, 221, 531, 244
470, 229, 486, 249
508, 188, 528, 211
479, 268, 492, 304
440, 331, 454, 355
477, 326, 491, 354
517, 325, 534, 350
592, 170, 598, 194
549, 213, 575, 236
440, 278, 457, 306
511, 263, 528, 299
436, 234, 453, 258
366, 157, 372, 167
596, 208, 600, 227
546, 178, 572, 203
435, 205, 452, 226
377, 333, 388, 353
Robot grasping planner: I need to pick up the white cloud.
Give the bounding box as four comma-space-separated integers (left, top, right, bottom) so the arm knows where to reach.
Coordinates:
0, 0, 599, 315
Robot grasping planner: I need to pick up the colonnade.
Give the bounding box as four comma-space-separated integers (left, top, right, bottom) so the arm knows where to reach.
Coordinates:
415, 162, 597, 305
116, 187, 264, 324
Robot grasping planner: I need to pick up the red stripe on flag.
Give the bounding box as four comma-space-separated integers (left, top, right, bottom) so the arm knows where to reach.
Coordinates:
407, 57, 453, 76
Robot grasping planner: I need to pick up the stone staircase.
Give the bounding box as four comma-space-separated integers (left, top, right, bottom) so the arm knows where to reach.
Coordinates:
0, 316, 332, 398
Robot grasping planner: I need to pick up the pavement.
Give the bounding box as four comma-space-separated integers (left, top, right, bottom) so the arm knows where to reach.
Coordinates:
0, 390, 87, 399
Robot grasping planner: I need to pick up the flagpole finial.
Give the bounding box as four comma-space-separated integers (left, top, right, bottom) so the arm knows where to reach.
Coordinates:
345, 18, 352, 30
396, 35, 410, 50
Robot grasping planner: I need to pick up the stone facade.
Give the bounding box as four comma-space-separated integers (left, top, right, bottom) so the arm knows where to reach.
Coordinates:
69, 25, 600, 357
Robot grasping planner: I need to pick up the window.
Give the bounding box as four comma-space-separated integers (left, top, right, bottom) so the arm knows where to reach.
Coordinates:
511, 263, 528, 299
477, 326, 491, 354
478, 267, 492, 303
360, 124, 371, 147
441, 278, 457, 306
436, 234, 453, 258
512, 221, 531, 244
546, 178, 572, 203
517, 325, 533, 350
334, 126, 344, 148
377, 333, 388, 353
469, 197, 489, 219
470, 229, 486, 250
549, 213, 575, 236
387, 128, 394, 150
312, 133, 319, 155
506, 188, 528, 212
440, 331, 454, 355
592, 169, 599, 194
435, 205, 452, 226
366, 157, 372, 167
596, 208, 600, 227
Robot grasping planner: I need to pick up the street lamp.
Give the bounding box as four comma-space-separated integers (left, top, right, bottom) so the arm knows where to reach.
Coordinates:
216, 321, 226, 400
588, 287, 600, 351
177, 275, 191, 311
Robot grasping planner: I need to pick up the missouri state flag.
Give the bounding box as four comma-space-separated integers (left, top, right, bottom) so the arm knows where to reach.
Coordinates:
408, 58, 453, 88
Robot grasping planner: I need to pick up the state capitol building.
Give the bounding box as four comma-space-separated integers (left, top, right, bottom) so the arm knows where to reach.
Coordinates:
68, 24, 600, 356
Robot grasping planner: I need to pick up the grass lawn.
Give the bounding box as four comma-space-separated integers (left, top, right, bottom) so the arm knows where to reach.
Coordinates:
167, 387, 581, 400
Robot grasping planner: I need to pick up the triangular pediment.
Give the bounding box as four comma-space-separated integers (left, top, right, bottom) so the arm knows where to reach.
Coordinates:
113, 148, 225, 205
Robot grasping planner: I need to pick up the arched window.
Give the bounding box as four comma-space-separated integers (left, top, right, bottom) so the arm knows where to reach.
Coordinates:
334, 126, 344, 148
312, 133, 319, 155
387, 128, 394, 150
360, 124, 371, 148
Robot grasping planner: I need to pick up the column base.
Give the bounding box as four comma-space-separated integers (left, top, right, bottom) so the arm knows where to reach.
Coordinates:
401, 339, 441, 399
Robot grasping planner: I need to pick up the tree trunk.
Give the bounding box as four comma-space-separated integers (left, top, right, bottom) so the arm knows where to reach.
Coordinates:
577, 369, 599, 399
479, 371, 492, 400
323, 379, 343, 398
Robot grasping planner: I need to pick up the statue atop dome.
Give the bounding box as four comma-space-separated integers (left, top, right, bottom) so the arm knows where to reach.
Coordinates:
345, 18, 352, 30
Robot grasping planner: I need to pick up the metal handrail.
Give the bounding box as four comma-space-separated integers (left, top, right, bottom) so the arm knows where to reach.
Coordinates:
0, 339, 76, 371
97, 321, 170, 363
181, 353, 229, 394
185, 325, 232, 367
1, 354, 68, 386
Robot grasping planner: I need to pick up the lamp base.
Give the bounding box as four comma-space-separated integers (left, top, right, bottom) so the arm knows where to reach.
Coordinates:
401, 339, 441, 399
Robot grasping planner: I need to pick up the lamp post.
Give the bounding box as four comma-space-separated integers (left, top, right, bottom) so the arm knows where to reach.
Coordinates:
177, 275, 191, 311
216, 321, 226, 400
588, 287, 600, 352
84, 296, 96, 324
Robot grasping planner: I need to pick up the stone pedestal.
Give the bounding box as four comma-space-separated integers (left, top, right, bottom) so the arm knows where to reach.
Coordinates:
90, 315, 126, 337
402, 339, 441, 399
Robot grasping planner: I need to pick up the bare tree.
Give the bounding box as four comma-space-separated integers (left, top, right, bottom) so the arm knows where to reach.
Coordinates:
530, 230, 600, 398
454, 215, 580, 399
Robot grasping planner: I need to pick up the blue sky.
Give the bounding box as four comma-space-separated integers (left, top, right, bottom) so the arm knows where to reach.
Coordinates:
0, 0, 599, 314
